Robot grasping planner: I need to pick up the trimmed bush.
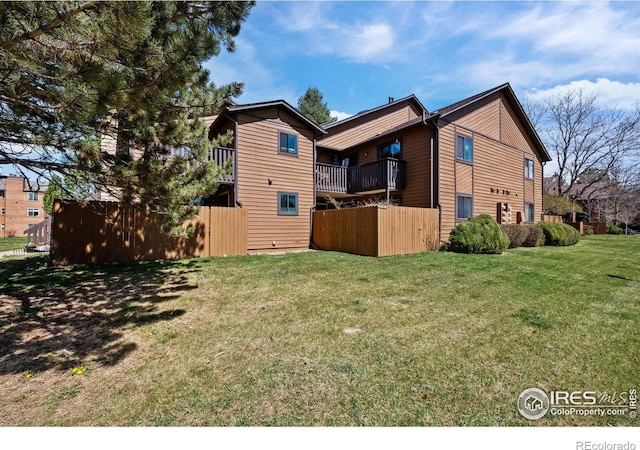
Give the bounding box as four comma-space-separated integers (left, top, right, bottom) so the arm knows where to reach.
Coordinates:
501, 224, 526, 249
449, 214, 510, 254
584, 224, 594, 236
607, 224, 623, 235
522, 224, 545, 247
536, 221, 580, 246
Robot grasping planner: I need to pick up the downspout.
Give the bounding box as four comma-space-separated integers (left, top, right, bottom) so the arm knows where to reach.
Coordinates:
309, 134, 319, 249
541, 161, 546, 222
430, 116, 442, 242
233, 112, 242, 208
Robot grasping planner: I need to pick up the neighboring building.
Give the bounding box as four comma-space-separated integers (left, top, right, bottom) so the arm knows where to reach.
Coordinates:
0, 175, 49, 238
206, 82, 550, 248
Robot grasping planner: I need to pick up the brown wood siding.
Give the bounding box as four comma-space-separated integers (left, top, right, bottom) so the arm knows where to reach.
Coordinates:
524, 179, 535, 203
316, 149, 334, 165
455, 162, 473, 195
320, 103, 421, 149
439, 93, 547, 239
452, 97, 501, 141
236, 108, 315, 252
499, 97, 537, 154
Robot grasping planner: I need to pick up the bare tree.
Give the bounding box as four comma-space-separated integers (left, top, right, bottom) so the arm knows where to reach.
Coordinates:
527, 89, 640, 204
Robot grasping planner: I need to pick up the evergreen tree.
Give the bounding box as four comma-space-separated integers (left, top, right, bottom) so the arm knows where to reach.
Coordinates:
297, 87, 336, 125
42, 171, 96, 214
0, 1, 254, 234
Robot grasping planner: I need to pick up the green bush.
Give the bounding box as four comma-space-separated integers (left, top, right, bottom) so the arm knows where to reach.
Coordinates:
522, 224, 545, 247
449, 214, 510, 254
501, 224, 526, 249
584, 224, 594, 236
536, 221, 580, 246
607, 224, 623, 235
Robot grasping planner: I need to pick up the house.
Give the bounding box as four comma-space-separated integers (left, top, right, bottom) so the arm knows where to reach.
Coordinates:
0, 174, 49, 238
206, 82, 550, 250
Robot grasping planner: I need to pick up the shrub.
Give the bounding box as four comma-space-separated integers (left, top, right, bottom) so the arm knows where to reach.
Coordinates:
522, 224, 545, 247
584, 224, 594, 236
607, 223, 623, 235
448, 214, 510, 254
536, 221, 580, 246
501, 224, 526, 249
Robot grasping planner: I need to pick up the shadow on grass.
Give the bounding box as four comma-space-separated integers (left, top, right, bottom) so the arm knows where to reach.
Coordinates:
0, 255, 201, 375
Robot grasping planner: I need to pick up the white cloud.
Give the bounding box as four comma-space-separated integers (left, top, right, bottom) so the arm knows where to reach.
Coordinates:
525, 79, 640, 111
341, 23, 395, 63
330, 110, 352, 121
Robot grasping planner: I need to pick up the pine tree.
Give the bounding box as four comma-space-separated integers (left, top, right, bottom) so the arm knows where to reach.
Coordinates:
297, 87, 336, 125
0, 1, 254, 234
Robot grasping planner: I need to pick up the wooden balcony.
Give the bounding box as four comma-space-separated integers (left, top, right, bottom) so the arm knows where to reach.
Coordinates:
316, 158, 405, 195
209, 147, 235, 184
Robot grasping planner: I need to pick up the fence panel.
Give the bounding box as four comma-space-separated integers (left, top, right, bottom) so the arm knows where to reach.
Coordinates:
313, 206, 439, 257
52, 201, 247, 265
542, 215, 563, 223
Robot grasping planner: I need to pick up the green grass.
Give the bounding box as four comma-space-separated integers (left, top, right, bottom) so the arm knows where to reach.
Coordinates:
0, 237, 27, 252
0, 235, 638, 426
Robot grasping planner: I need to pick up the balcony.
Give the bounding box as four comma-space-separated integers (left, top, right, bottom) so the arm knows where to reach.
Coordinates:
316, 158, 405, 195
209, 147, 235, 184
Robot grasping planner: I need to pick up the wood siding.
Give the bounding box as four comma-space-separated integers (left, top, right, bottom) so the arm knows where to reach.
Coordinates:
313, 206, 439, 257
51, 201, 247, 265
439, 94, 544, 240
236, 108, 315, 252
320, 102, 422, 150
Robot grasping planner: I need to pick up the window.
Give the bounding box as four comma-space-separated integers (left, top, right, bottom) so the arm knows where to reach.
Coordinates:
27, 224, 35, 228
0, 190, 5, 198
278, 192, 298, 215
27, 192, 39, 201
28, 208, 39, 217
525, 203, 535, 223
456, 135, 473, 162
378, 139, 402, 159
279, 132, 298, 155
1, 208, 4, 215
525, 159, 534, 179
456, 195, 473, 220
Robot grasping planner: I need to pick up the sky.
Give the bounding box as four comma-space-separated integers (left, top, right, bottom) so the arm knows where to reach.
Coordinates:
205, 0, 640, 120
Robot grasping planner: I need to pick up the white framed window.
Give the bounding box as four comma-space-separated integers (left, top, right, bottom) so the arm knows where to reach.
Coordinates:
525, 159, 534, 179
28, 208, 39, 217
279, 131, 298, 155
28, 192, 39, 201
456, 134, 473, 162
278, 192, 298, 216
525, 203, 535, 223
456, 194, 473, 220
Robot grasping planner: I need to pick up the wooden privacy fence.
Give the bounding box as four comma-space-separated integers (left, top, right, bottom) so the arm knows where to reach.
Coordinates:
542, 215, 563, 223
312, 206, 439, 257
52, 201, 247, 265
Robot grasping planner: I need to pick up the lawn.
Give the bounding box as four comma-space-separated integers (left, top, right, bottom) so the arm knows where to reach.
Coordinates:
0, 236, 27, 252
0, 235, 638, 426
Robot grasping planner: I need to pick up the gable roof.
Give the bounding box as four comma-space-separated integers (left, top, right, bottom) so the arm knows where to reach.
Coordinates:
323, 94, 428, 131
432, 83, 551, 162
208, 99, 326, 139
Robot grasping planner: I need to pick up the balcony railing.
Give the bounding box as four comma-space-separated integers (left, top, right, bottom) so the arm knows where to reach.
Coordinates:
209, 147, 235, 183
316, 158, 405, 195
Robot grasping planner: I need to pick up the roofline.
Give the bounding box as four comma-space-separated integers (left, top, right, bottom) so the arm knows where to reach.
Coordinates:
214, 99, 326, 136
323, 94, 428, 130
432, 83, 551, 162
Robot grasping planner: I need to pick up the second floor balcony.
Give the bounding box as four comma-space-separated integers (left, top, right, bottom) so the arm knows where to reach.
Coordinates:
209, 147, 235, 184
316, 158, 406, 195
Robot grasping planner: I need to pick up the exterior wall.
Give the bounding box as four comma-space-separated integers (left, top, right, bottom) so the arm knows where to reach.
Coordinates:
236, 108, 316, 252
320, 101, 422, 149
438, 93, 544, 241
1, 176, 49, 238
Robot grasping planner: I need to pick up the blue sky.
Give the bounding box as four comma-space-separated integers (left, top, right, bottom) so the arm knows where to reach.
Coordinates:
205, 1, 640, 119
